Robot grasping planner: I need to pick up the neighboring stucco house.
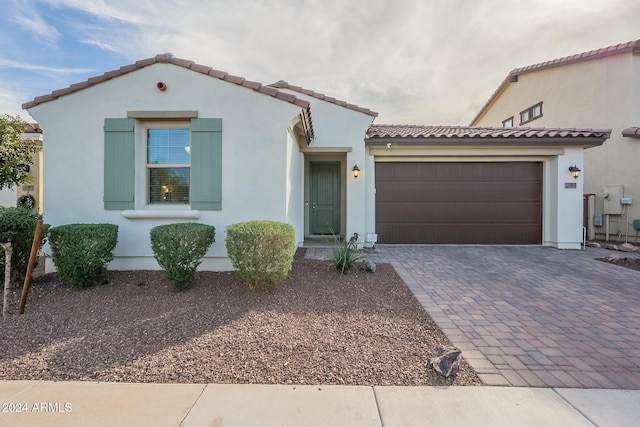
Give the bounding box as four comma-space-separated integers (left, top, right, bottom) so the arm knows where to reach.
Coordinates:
0, 124, 43, 212
471, 39, 640, 243
23, 54, 610, 272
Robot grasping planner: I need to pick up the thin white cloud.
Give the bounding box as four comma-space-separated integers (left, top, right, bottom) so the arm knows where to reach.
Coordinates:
7, 0, 640, 125
0, 57, 93, 74
11, 0, 60, 41
42, 0, 153, 24
81, 39, 118, 53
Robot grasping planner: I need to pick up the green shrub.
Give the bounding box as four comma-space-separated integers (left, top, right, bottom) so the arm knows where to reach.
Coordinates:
0, 206, 49, 285
49, 223, 118, 289
332, 237, 360, 274
150, 223, 215, 291
226, 220, 295, 290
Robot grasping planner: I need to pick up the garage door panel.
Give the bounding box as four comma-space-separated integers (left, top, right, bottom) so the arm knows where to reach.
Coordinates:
377, 182, 541, 203
376, 202, 541, 223
376, 223, 541, 244
375, 162, 542, 244
377, 162, 540, 182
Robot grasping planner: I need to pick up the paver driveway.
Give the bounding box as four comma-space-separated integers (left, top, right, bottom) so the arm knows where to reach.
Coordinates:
378, 245, 640, 389
306, 245, 640, 388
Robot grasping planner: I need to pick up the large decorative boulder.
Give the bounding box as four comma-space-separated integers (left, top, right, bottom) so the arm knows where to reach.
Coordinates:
358, 259, 377, 273
429, 345, 462, 378
620, 243, 638, 252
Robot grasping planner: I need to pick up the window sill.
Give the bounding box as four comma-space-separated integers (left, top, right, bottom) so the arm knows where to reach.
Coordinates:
122, 210, 201, 219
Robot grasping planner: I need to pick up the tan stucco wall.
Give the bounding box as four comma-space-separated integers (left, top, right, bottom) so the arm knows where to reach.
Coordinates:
474, 52, 640, 242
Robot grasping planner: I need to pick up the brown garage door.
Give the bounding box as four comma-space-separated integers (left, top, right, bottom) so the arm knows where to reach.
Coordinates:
375, 162, 542, 244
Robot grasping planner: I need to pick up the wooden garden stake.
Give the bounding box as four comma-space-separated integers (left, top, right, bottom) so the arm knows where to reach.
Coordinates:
1, 242, 11, 317
19, 220, 43, 315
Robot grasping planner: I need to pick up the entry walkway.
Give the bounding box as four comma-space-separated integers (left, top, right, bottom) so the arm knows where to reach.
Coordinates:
306, 245, 640, 388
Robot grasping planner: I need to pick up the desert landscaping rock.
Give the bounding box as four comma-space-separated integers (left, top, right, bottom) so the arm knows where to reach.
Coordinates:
599, 255, 640, 272
358, 259, 377, 273
0, 250, 481, 387
429, 345, 462, 379
620, 243, 638, 252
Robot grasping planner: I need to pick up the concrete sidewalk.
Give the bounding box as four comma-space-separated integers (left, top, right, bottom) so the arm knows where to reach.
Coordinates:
1, 381, 639, 426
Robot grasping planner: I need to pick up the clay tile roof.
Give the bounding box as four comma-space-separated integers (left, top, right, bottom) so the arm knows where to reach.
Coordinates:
471, 39, 640, 125
22, 54, 311, 112
23, 123, 42, 133
366, 125, 611, 145
269, 80, 378, 117
622, 127, 640, 138
509, 39, 640, 76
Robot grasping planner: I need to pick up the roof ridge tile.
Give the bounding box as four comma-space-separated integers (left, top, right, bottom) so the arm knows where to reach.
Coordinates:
135, 57, 155, 67
189, 63, 212, 74
266, 81, 378, 117
223, 74, 245, 84
22, 54, 313, 112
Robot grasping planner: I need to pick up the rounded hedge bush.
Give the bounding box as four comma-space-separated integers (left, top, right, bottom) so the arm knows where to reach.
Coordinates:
225, 220, 295, 290
49, 223, 118, 289
150, 222, 215, 291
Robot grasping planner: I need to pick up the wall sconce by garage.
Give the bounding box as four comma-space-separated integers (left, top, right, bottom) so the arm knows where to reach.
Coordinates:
569, 165, 581, 179
352, 164, 360, 178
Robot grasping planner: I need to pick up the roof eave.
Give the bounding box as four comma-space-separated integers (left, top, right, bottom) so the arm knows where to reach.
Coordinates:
269, 80, 379, 118
365, 136, 609, 148
622, 127, 640, 138
469, 76, 513, 125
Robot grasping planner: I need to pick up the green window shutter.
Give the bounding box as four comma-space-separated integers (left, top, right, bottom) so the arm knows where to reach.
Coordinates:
104, 118, 135, 210
190, 118, 222, 210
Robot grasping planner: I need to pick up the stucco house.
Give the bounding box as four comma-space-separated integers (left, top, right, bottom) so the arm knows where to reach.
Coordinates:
23, 54, 610, 272
471, 39, 640, 243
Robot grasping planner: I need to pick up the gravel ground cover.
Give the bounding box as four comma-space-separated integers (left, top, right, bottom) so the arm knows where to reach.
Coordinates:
0, 250, 481, 386
600, 256, 640, 272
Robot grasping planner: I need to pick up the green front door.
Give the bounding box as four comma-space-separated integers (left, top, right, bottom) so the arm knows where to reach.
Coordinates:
310, 162, 341, 235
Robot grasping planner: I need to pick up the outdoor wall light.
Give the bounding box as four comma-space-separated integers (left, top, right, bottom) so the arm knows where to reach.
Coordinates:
569, 165, 581, 179
352, 164, 360, 178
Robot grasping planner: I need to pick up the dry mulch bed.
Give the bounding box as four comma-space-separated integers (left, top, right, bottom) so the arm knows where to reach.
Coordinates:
0, 250, 481, 386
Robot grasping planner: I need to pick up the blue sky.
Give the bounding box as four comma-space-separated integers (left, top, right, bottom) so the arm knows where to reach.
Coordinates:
1, 0, 639, 125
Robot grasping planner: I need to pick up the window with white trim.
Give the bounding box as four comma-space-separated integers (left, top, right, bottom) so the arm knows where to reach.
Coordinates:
103, 117, 223, 212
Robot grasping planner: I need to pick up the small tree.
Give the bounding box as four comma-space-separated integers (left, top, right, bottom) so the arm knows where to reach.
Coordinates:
0, 207, 47, 316
0, 115, 41, 316
0, 115, 39, 190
